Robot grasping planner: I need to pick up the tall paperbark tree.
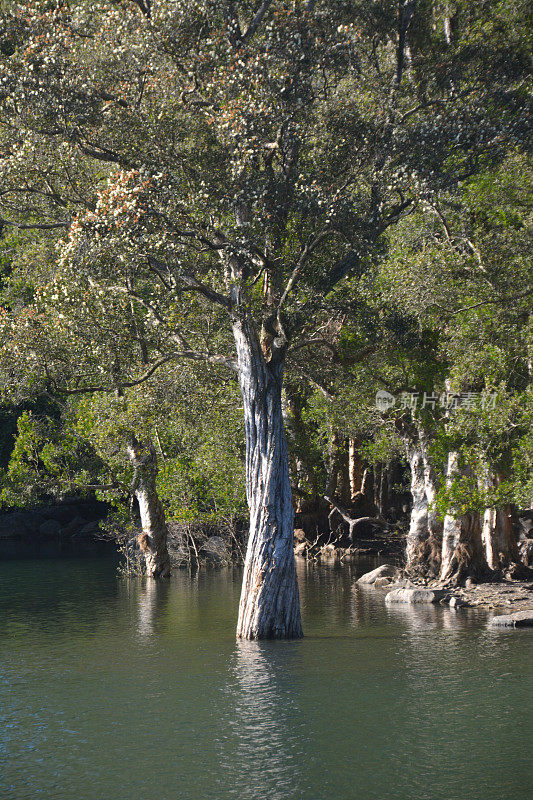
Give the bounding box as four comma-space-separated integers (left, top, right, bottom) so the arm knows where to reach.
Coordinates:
1, 1, 529, 636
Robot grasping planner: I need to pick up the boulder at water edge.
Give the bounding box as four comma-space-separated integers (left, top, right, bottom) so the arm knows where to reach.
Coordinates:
489, 610, 533, 628
356, 564, 400, 585
385, 588, 446, 604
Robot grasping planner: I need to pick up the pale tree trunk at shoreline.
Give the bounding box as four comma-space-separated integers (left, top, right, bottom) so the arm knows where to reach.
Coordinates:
233, 318, 303, 640
440, 452, 485, 583
419, 430, 443, 547
348, 439, 362, 502
127, 438, 171, 579
405, 444, 428, 569
481, 472, 519, 571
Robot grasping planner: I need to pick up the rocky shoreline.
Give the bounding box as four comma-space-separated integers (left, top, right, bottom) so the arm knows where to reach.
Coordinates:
355, 563, 533, 625
0, 501, 112, 559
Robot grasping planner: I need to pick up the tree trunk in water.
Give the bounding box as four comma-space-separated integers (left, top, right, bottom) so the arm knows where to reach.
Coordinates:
233, 319, 303, 640
405, 444, 429, 569
403, 426, 442, 575
127, 438, 171, 578
439, 452, 485, 583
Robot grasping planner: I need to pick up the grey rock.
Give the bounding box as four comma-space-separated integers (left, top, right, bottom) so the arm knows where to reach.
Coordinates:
465, 577, 477, 589
449, 596, 469, 609
60, 516, 89, 537
385, 588, 446, 605
356, 564, 400, 585
38, 519, 62, 538
489, 610, 533, 628
385, 578, 416, 590
373, 577, 392, 588
79, 521, 101, 536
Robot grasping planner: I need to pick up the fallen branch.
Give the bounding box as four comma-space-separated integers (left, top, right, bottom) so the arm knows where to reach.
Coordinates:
324, 495, 390, 540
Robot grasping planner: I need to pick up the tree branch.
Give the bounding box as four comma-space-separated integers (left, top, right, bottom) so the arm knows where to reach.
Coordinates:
53, 348, 238, 396
148, 257, 230, 309
319, 250, 361, 296
243, 1, 274, 42
0, 216, 68, 230
278, 230, 333, 309
55, 357, 174, 395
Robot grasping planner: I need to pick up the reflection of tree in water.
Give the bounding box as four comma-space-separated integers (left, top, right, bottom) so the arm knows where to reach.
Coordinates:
136, 578, 170, 638
297, 557, 358, 631
382, 599, 512, 799
218, 641, 308, 800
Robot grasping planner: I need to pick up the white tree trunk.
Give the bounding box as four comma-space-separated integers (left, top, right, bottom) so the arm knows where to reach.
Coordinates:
419, 430, 443, 542
127, 438, 171, 578
405, 444, 429, 569
481, 471, 519, 571
439, 452, 484, 583
233, 318, 303, 640
348, 438, 362, 501
481, 506, 498, 570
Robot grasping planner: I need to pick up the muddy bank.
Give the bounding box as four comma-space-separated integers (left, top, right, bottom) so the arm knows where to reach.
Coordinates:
444, 579, 533, 612
355, 562, 533, 613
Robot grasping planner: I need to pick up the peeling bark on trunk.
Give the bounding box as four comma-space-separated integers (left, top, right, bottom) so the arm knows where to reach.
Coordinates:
376, 464, 388, 517
402, 424, 442, 575
127, 438, 171, 578
481, 472, 520, 571
439, 452, 485, 583
481, 506, 498, 570
360, 467, 374, 507
233, 318, 303, 640
419, 430, 443, 543
405, 444, 429, 569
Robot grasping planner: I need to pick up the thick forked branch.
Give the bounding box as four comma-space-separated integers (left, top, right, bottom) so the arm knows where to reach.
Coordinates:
278, 229, 333, 309
325, 495, 390, 540
52, 348, 237, 395
225, 1, 273, 46
53, 357, 173, 395
319, 250, 360, 296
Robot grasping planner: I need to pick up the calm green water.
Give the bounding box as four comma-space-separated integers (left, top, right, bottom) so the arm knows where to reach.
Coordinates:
1, 558, 532, 800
